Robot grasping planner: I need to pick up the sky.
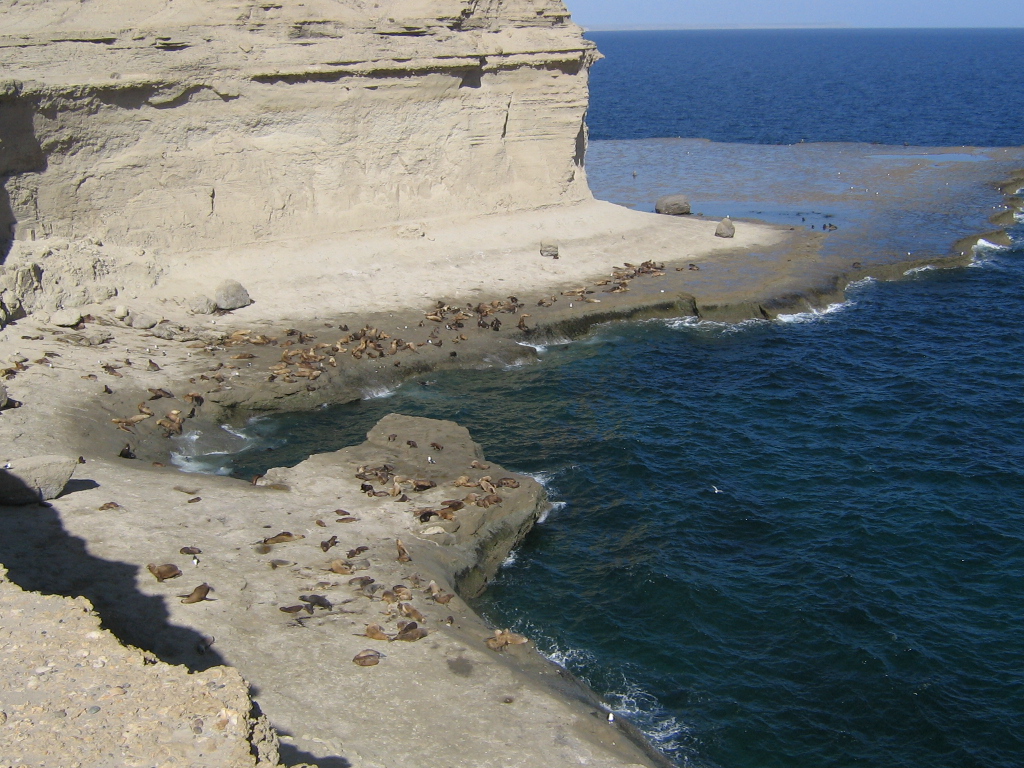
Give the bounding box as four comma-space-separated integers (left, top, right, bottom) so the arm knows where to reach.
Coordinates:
566, 1, 1024, 30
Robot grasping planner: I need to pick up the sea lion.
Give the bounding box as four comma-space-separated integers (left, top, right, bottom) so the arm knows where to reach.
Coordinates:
180, 546, 202, 555
353, 649, 383, 666
393, 585, 413, 601
363, 623, 391, 641
147, 563, 182, 582
347, 546, 369, 558
396, 539, 412, 563
299, 594, 332, 610
321, 535, 339, 552
395, 622, 428, 642
180, 583, 213, 603
470, 460, 490, 470
98, 501, 121, 510
329, 560, 353, 575
399, 602, 424, 622
261, 532, 304, 545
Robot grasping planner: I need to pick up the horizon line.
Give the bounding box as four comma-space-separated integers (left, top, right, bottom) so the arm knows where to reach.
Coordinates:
580, 23, 1024, 32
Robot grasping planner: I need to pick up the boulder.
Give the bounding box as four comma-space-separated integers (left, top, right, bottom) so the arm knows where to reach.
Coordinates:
0, 455, 78, 504
715, 217, 736, 238
188, 294, 217, 315
49, 308, 83, 327
655, 194, 691, 216
113, 305, 129, 319
0, 383, 7, 409
539, 243, 559, 259
127, 312, 158, 329
215, 280, 251, 311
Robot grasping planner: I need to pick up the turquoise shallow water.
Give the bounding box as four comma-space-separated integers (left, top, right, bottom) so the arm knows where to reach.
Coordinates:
180, 30, 1024, 768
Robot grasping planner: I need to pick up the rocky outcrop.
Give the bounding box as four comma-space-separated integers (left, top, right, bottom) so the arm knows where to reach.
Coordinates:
0, 455, 77, 505
655, 194, 691, 216
0, 567, 280, 767
0, 0, 597, 255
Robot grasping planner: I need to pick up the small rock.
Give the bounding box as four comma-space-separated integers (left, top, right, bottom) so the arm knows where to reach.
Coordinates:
188, 294, 217, 315
655, 194, 692, 216
8, 353, 27, 364
49, 309, 83, 327
127, 312, 158, 330
0, 383, 7, 409
214, 280, 251, 311
539, 243, 559, 259
113, 305, 129, 319
0, 455, 78, 504
715, 217, 735, 238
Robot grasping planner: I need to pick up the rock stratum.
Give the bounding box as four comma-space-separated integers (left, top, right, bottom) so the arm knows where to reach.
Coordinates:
0, 0, 595, 255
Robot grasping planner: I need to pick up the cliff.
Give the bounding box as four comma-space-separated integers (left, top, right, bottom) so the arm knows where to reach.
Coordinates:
0, 0, 596, 254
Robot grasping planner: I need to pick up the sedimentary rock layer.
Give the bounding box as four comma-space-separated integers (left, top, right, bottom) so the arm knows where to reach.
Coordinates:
0, 0, 596, 253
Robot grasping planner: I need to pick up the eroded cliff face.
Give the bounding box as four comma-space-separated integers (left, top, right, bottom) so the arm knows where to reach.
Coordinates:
0, 0, 597, 254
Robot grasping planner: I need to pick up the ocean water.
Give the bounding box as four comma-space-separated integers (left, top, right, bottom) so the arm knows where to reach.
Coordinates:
187, 30, 1024, 768
586, 29, 1024, 147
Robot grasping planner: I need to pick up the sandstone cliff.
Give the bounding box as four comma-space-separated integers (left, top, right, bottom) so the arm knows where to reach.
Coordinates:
0, 0, 596, 256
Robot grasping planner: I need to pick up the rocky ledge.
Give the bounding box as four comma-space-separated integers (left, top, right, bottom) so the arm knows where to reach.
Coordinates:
0, 413, 659, 768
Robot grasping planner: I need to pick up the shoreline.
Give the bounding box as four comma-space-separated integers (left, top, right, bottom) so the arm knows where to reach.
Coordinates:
1, 174, 1021, 767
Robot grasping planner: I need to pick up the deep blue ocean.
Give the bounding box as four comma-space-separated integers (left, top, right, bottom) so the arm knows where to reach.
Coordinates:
184, 30, 1024, 768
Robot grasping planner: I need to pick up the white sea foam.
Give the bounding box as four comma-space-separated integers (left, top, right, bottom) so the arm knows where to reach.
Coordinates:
539, 641, 598, 672
974, 238, 1011, 252
537, 501, 566, 525
606, 684, 688, 751
845, 276, 877, 290
775, 301, 852, 324
501, 550, 518, 568
516, 337, 572, 354
519, 471, 567, 523
904, 265, 937, 275
665, 316, 767, 333
360, 384, 397, 399
502, 356, 533, 370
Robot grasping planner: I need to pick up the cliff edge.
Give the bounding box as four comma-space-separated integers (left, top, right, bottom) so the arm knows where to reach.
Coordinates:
0, 0, 596, 254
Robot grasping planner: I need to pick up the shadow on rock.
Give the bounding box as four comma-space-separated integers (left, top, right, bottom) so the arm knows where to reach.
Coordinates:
278, 742, 352, 768
0, 473, 226, 672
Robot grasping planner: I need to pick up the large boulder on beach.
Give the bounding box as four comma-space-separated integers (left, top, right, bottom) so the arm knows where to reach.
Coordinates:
655, 194, 691, 216
127, 311, 158, 329
715, 217, 736, 238
215, 280, 252, 311
0, 455, 78, 504
48, 308, 83, 327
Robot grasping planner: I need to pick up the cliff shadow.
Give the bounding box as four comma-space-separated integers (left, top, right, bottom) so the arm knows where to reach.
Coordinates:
0, 470, 226, 672
0, 92, 47, 263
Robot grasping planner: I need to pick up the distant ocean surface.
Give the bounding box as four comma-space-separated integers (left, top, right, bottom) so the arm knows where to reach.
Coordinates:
586, 28, 1024, 147
184, 30, 1024, 768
